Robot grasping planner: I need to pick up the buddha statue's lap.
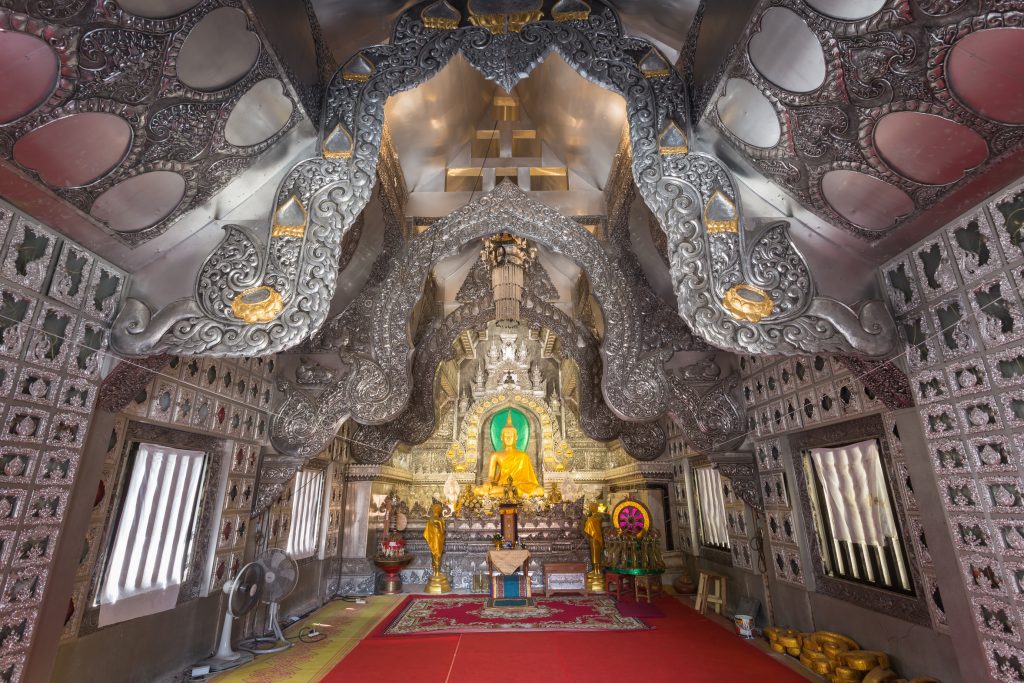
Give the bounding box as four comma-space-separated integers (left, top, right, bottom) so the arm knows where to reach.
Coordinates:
474, 412, 543, 497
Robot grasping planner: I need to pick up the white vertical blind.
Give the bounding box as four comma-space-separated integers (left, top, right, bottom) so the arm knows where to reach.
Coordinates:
695, 467, 731, 549
102, 444, 206, 605
287, 468, 325, 559
810, 438, 910, 590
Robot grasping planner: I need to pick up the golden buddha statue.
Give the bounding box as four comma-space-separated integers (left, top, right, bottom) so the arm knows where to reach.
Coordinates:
583, 501, 606, 592
423, 501, 451, 593
474, 410, 543, 497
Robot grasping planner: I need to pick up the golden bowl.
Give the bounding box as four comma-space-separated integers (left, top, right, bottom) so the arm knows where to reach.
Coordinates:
844, 651, 889, 672
832, 665, 867, 683
823, 641, 853, 661
817, 631, 860, 650
802, 635, 823, 653
863, 667, 899, 683
805, 652, 834, 675
778, 634, 802, 648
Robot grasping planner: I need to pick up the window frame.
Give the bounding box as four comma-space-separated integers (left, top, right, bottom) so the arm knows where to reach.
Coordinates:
788, 414, 929, 625
97, 442, 208, 625
803, 438, 914, 596
693, 465, 731, 551
82, 423, 226, 635
286, 463, 328, 561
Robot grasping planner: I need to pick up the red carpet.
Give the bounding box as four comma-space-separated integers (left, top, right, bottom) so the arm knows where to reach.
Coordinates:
615, 599, 665, 618
378, 596, 649, 635
324, 597, 808, 683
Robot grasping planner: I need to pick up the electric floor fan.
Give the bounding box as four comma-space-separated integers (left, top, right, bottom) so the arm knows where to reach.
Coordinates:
239, 548, 300, 654
199, 561, 265, 673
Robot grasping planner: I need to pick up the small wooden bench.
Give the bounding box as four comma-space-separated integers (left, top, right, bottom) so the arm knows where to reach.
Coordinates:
543, 562, 588, 597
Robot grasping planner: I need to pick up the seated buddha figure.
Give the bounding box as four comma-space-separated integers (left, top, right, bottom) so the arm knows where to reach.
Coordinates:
474, 411, 543, 497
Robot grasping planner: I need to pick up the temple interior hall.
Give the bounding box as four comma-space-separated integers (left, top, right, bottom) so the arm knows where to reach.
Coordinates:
0, 0, 1023, 681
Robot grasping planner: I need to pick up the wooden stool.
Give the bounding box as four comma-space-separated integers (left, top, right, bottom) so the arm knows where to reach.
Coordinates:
634, 574, 663, 603
694, 571, 726, 615
605, 572, 633, 600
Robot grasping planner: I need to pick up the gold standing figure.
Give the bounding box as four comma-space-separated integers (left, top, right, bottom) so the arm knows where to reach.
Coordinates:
583, 501, 606, 593
474, 410, 543, 497
423, 501, 451, 594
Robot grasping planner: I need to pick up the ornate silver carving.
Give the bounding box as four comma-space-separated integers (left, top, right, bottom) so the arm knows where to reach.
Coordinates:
0, 1, 304, 246
112, 0, 897, 360
294, 357, 337, 385
709, 1, 1024, 241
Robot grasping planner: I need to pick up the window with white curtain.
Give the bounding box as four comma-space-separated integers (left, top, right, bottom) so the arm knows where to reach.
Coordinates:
805, 438, 912, 593
287, 467, 326, 560
99, 443, 207, 626
694, 466, 730, 549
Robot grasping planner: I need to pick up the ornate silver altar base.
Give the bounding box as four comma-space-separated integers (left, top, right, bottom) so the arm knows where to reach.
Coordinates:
337, 498, 588, 595
404, 499, 588, 591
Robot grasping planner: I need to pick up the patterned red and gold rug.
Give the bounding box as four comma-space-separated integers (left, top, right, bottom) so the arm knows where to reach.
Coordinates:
377, 596, 651, 636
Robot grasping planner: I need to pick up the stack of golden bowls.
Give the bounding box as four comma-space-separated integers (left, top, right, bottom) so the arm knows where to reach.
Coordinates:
761, 628, 940, 683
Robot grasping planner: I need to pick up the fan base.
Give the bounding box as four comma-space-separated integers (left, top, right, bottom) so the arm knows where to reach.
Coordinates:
197, 651, 255, 673
238, 635, 292, 655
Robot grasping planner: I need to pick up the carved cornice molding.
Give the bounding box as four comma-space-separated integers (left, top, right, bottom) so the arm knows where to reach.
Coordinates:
834, 354, 914, 410
344, 464, 414, 483
603, 461, 675, 482
96, 354, 174, 413
709, 452, 762, 512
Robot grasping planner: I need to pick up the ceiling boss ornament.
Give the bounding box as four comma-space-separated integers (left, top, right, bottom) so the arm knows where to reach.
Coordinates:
110, 0, 897, 360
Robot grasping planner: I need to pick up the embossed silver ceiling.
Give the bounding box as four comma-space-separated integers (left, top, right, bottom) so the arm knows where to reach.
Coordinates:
310, 0, 701, 63
703, 0, 1024, 259
0, 0, 323, 273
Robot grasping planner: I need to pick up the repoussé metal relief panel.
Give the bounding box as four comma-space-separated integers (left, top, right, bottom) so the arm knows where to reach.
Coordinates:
708, 0, 1024, 240
0, 199, 125, 681
881, 176, 1024, 682
0, 0, 306, 246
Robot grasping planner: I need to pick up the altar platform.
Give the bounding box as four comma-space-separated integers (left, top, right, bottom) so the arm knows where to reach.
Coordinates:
394, 499, 589, 593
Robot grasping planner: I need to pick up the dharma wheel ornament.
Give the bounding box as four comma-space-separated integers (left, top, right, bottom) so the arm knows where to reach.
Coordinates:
612, 497, 651, 537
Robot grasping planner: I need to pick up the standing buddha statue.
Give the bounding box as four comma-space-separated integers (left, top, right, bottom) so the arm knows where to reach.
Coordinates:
423, 501, 451, 594
583, 501, 607, 592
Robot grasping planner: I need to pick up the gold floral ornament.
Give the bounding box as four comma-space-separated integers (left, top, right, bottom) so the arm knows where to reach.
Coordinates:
231, 286, 284, 324
271, 195, 307, 238
341, 52, 375, 81
468, 0, 543, 33
639, 48, 670, 78
446, 442, 471, 472
657, 120, 688, 155
704, 191, 738, 233
422, 0, 461, 29
552, 0, 591, 22
322, 123, 353, 159
722, 283, 774, 323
